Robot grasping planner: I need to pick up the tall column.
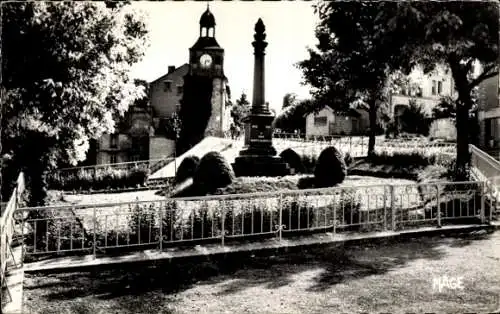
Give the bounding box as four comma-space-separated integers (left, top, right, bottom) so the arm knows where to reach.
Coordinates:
232, 18, 290, 177
252, 19, 269, 114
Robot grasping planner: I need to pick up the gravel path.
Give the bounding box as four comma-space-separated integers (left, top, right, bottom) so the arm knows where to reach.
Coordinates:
23, 229, 500, 314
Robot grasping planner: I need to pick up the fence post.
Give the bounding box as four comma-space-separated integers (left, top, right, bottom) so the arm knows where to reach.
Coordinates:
383, 186, 388, 231
93, 206, 97, 258
159, 202, 163, 251
390, 185, 396, 231
480, 181, 486, 224
436, 184, 442, 228
221, 200, 225, 247
361, 137, 365, 156
333, 194, 336, 234
278, 194, 283, 242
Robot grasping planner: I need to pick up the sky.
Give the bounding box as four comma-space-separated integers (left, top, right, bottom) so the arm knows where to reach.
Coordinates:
129, 1, 320, 114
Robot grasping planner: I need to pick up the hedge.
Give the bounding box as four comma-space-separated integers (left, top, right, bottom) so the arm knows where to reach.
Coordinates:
47, 166, 150, 191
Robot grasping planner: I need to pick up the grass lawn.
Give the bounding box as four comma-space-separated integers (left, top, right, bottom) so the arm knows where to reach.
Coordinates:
23, 229, 500, 314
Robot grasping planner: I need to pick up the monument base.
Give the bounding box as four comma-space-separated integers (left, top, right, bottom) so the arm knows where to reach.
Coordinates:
232, 155, 290, 177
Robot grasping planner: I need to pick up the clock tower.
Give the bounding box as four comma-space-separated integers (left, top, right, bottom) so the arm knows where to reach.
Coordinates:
185, 5, 229, 138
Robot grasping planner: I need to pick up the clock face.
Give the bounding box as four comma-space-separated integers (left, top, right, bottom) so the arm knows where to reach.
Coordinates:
199, 54, 212, 68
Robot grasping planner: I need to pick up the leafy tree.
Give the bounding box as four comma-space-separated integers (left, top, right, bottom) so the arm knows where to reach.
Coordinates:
282, 93, 298, 110
300, 1, 498, 179
230, 92, 251, 128
298, 2, 403, 156
1, 2, 149, 204
399, 99, 433, 136
433, 96, 457, 120
380, 2, 498, 179
273, 98, 317, 134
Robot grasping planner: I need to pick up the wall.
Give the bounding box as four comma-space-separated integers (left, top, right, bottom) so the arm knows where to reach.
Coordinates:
391, 64, 455, 117
205, 77, 227, 137
96, 134, 132, 164
479, 117, 500, 148
149, 137, 176, 160
429, 118, 456, 141
305, 108, 334, 137
150, 64, 189, 119
391, 95, 440, 116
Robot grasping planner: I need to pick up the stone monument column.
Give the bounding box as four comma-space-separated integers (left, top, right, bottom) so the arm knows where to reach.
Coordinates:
232, 19, 290, 177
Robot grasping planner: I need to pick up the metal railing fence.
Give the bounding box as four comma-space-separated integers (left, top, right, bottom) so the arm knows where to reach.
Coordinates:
18, 180, 489, 258
1, 173, 25, 305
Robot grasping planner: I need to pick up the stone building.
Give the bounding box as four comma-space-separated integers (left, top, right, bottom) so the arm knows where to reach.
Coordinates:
477, 73, 499, 156
390, 65, 456, 123
90, 6, 231, 165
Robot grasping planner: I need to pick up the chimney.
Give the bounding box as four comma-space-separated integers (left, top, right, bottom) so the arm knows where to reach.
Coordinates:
167, 66, 176, 74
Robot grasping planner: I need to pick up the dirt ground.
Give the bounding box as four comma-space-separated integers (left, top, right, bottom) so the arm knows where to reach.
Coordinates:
23, 229, 500, 314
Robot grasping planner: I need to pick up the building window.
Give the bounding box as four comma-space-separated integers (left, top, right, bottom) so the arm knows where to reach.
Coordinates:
214, 55, 222, 65
432, 80, 437, 95
401, 88, 407, 96
110, 134, 118, 148
110, 153, 117, 164
176, 103, 181, 112
438, 81, 443, 95
314, 116, 328, 126
164, 80, 172, 92
177, 85, 183, 95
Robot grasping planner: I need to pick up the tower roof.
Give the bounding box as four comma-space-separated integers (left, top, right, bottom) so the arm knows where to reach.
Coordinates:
200, 7, 216, 28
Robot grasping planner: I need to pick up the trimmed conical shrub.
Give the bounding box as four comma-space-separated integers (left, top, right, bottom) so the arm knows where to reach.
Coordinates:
175, 155, 200, 184
314, 146, 347, 188
194, 151, 235, 193
279, 148, 305, 174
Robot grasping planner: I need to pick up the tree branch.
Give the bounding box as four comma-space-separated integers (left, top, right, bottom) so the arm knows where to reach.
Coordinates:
469, 64, 498, 88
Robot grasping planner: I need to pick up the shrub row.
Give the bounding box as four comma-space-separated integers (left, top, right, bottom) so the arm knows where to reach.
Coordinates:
47, 166, 150, 191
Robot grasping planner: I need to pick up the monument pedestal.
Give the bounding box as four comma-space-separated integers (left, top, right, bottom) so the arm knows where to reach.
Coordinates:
232, 113, 290, 177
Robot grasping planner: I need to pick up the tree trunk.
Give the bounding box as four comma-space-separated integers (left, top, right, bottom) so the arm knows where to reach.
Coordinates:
368, 101, 378, 156
448, 57, 473, 181
455, 98, 472, 181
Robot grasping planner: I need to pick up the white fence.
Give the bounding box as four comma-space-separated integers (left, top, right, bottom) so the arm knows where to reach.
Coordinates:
228, 134, 456, 159
470, 144, 500, 213
18, 180, 490, 258
1, 173, 25, 305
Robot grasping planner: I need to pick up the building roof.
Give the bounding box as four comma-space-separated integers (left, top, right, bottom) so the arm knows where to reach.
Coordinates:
149, 63, 190, 85
200, 8, 216, 28
190, 37, 223, 50
304, 106, 363, 118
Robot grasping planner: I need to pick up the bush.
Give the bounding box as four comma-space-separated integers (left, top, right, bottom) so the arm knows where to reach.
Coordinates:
194, 151, 235, 194
128, 201, 157, 245
281, 198, 315, 231
213, 176, 301, 195
279, 148, 305, 174
300, 154, 317, 174
175, 155, 200, 184
368, 151, 436, 168
344, 152, 353, 167
314, 146, 347, 188
48, 166, 150, 191
417, 165, 450, 183
429, 118, 456, 141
